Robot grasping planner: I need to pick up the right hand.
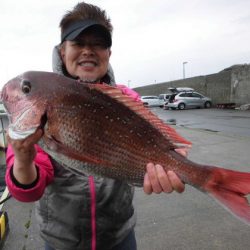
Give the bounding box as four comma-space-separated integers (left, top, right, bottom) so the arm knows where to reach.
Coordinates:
7, 128, 43, 166
7, 128, 43, 184
143, 147, 190, 195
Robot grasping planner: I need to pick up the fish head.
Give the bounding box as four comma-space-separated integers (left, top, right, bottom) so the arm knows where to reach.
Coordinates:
0, 71, 56, 140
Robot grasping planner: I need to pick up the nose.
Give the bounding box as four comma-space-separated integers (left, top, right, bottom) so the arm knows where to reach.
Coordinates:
81, 45, 95, 56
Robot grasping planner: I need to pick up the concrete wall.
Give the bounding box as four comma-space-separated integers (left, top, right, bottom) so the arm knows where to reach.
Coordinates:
230, 65, 250, 105
134, 64, 250, 106
206, 71, 232, 104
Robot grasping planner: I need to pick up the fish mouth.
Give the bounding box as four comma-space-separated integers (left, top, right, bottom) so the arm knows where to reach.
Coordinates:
8, 112, 47, 140
7, 105, 48, 140
39, 112, 48, 130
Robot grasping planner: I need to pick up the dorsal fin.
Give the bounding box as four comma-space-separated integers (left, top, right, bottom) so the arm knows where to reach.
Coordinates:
88, 83, 192, 147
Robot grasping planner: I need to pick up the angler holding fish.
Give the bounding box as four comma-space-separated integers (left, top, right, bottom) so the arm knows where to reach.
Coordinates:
2, 2, 188, 250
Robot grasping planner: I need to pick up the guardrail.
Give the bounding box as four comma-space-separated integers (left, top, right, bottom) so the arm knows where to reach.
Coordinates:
0, 113, 8, 152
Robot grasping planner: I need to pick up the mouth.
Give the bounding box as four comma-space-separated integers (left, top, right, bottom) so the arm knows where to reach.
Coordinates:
78, 61, 97, 67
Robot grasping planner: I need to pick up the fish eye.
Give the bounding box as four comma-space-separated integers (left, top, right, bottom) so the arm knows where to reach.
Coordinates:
21, 80, 31, 94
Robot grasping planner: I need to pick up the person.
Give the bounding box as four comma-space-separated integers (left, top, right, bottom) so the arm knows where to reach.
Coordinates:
5, 2, 187, 250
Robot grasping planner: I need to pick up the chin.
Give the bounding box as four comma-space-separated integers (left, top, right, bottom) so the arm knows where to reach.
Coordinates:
79, 77, 100, 83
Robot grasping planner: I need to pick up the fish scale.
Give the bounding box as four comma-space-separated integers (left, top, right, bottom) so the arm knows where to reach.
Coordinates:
52, 110, 156, 180
45, 105, 149, 180
1, 71, 250, 225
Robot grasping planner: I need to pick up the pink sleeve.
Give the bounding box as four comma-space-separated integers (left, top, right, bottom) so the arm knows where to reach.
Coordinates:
5, 144, 54, 202
116, 84, 141, 102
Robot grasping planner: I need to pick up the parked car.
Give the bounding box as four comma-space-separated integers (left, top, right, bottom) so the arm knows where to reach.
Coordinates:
159, 93, 172, 107
140, 96, 161, 107
167, 91, 212, 110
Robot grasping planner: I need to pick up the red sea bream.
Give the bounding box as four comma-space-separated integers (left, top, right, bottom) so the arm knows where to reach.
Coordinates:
1, 71, 250, 225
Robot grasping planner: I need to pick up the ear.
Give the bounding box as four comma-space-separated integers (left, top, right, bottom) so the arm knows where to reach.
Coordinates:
108, 49, 112, 58
59, 44, 66, 64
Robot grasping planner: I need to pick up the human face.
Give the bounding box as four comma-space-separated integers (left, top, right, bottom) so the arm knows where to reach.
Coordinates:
60, 30, 111, 83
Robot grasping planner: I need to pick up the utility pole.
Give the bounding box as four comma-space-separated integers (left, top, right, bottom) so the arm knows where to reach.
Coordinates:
183, 61, 188, 79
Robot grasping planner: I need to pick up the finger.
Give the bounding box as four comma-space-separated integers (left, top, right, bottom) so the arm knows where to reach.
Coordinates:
155, 165, 173, 193
23, 129, 43, 147
146, 163, 162, 194
143, 173, 153, 195
175, 147, 190, 157
167, 171, 185, 193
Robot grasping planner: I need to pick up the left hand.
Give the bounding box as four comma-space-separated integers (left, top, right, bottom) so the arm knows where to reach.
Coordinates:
143, 148, 188, 194
116, 84, 141, 102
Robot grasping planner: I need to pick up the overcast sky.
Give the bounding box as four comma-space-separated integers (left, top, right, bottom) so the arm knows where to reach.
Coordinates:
0, 0, 250, 89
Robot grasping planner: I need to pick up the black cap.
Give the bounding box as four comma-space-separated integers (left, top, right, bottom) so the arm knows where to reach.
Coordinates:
61, 19, 112, 47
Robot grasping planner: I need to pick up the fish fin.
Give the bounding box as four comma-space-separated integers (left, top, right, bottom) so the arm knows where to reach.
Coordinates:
204, 167, 250, 225
89, 84, 192, 147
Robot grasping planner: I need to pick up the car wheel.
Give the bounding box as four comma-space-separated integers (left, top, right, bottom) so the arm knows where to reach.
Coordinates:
178, 103, 185, 110
204, 101, 211, 108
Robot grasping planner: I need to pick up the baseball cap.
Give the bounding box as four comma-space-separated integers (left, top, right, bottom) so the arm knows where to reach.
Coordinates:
61, 19, 112, 47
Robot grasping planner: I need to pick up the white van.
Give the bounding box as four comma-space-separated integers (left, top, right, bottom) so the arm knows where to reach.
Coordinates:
140, 96, 161, 107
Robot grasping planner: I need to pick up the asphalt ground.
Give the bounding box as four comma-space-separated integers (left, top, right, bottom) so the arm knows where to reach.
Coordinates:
2, 108, 250, 250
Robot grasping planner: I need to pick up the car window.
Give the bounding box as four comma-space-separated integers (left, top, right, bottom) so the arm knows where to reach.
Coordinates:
192, 93, 202, 98
159, 94, 171, 100
186, 93, 193, 97
142, 96, 158, 99
144, 97, 158, 99
179, 93, 187, 97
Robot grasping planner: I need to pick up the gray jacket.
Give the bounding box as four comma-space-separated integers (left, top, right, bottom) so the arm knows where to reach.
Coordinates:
35, 46, 136, 250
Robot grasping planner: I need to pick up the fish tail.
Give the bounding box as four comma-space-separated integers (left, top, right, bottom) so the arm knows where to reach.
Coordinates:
204, 167, 250, 225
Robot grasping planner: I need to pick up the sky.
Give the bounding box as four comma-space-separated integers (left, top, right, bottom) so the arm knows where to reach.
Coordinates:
0, 0, 250, 89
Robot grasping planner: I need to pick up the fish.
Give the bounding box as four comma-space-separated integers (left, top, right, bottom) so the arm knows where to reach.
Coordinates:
1, 71, 250, 225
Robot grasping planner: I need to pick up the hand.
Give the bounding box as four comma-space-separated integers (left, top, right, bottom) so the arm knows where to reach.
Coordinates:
143, 148, 189, 194
8, 128, 43, 166
116, 84, 141, 102
7, 128, 43, 184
